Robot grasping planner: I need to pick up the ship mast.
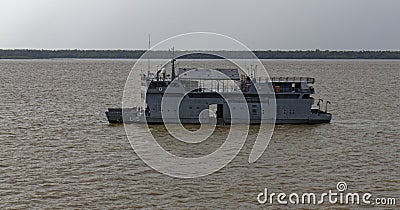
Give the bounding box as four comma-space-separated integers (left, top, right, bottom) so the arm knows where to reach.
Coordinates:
171, 47, 176, 80
147, 33, 151, 76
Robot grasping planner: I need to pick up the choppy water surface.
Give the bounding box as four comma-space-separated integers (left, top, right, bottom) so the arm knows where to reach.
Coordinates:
0, 59, 398, 209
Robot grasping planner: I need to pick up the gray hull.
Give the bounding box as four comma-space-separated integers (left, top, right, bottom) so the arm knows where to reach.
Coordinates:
105, 109, 332, 124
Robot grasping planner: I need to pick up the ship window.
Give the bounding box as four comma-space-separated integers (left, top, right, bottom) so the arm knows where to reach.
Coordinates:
252, 109, 257, 114
196, 107, 200, 109
252, 104, 257, 108
189, 106, 192, 109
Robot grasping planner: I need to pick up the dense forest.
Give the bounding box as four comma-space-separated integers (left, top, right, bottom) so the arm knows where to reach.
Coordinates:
1, 49, 400, 59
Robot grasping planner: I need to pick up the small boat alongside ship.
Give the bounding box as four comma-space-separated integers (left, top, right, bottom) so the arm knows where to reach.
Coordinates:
106, 59, 332, 124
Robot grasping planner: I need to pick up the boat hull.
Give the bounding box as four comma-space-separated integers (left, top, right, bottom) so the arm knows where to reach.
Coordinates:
105, 109, 332, 124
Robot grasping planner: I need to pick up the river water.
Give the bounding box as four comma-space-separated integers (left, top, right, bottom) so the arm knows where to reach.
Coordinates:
0, 59, 398, 209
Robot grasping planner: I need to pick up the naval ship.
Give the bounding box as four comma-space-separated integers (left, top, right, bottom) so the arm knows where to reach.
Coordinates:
106, 59, 332, 124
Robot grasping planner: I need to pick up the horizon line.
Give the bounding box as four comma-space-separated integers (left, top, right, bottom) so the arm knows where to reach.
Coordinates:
1, 48, 400, 52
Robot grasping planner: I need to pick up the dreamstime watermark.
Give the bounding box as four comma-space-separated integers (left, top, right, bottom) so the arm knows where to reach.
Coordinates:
257, 182, 397, 206
123, 32, 276, 178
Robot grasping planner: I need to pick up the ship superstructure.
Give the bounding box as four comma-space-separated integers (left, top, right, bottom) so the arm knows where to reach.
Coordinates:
106, 59, 332, 124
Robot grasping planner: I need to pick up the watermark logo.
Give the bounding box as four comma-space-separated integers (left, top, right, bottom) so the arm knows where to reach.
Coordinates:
336, 181, 347, 192
257, 182, 397, 206
122, 32, 276, 178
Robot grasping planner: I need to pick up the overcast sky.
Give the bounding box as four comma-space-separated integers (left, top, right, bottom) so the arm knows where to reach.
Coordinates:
0, 0, 399, 50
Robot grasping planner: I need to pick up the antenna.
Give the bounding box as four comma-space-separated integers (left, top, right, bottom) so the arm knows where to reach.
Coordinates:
170, 47, 176, 80
171, 47, 175, 58
148, 33, 151, 49
250, 65, 253, 78
147, 33, 151, 76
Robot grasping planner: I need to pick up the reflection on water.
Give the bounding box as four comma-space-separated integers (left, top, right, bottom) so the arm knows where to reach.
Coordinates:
0, 59, 398, 208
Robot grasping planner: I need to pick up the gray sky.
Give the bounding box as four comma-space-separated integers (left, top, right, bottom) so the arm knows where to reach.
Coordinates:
0, 0, 399, 50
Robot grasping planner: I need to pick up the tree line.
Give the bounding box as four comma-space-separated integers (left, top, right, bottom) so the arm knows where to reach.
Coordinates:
1, 49, 400, 59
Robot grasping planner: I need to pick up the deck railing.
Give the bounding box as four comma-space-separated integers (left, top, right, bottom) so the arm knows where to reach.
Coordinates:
253, 77, 315, 84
